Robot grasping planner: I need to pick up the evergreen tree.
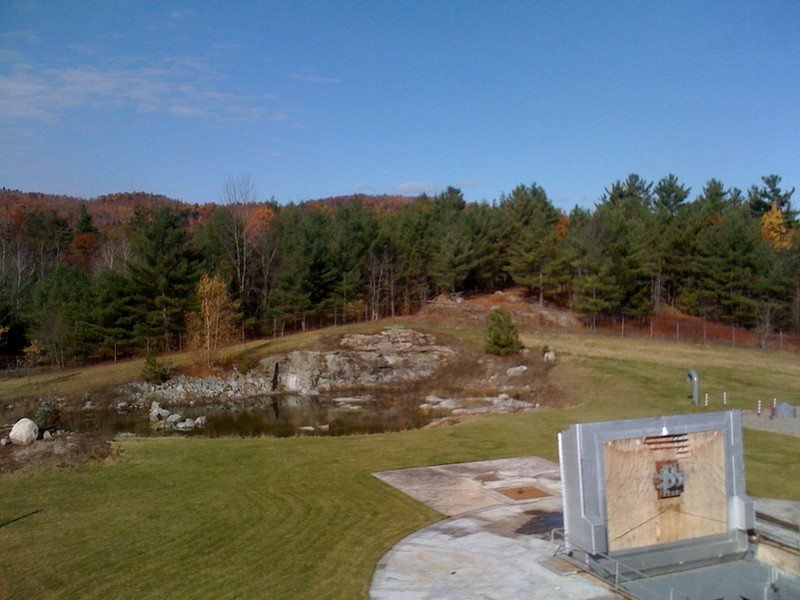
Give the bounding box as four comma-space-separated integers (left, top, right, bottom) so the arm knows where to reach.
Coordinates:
76, 204, 98, 234
587, 183, 654, 317
485, 307, 522, 355
127, 206, 201, 351
571, 257, 621, 329
27, 264, 92, 367
88, 270, 140, 361
461, 204, 508, 292
748, 174, 795, 218
654, 174, 690, 217
503, 184, 561, 302
431, 225, 474, 293
603, 174, 654, 209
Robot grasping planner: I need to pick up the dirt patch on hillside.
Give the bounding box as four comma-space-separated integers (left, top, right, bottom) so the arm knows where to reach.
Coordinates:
0, 433, 113, 474
428, 346, 570, 408
420, 288, 581, 331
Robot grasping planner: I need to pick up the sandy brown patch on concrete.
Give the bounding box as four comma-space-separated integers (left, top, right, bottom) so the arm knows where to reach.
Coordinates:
497, 485, 551, 500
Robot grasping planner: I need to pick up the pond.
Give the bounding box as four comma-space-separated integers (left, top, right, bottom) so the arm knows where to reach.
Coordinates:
58, 394, 439, 438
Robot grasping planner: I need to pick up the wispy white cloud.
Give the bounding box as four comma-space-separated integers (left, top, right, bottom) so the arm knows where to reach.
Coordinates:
0, 56, 266, 122
395, 181, 440, 195
290, 73, 341, 84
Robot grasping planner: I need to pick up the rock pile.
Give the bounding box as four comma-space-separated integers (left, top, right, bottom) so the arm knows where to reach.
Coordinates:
148, 401, 208, 432
419, 393, 538, 416
123, 371, 273, 405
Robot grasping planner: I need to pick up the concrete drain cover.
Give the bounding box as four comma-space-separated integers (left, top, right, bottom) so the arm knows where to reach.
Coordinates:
497, 486, 550, 500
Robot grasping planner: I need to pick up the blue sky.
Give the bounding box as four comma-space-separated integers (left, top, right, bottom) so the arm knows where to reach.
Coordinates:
1, 1, 798, 209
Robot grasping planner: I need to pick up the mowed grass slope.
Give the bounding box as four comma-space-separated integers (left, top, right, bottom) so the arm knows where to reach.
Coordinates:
1, 325, 799, 599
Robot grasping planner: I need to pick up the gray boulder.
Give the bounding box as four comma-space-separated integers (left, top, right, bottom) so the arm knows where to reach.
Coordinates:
166, 413, 183, 424
9, 418, 38, 446
175, 419, 195, 431
506, 365, 528, 377
194, 415, 208, 428
149, 401, 171, 422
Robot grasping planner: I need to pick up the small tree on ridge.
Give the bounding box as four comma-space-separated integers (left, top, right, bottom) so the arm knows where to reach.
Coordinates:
485, 307, 522, 355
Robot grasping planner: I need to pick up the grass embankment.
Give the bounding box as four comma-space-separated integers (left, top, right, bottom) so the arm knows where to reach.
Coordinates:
0, 325, 370, 402
1, 325, 799, 599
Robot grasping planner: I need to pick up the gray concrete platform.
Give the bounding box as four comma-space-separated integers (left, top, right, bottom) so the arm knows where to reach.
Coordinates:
742, 410, 800, 438
371, 457, 800, 599
373, 456, 563, 516
371, 458, 618, 599
370, 499, 617, 599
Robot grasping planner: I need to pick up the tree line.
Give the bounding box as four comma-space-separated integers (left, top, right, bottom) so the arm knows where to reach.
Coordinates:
0, 172, 796, 367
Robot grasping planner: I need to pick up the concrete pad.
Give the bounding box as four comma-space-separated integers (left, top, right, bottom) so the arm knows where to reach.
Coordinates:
370, 499, 617, 599
742, 410, 800, 438
373, 456, 561, 516
372, 457, 618, 599
371, 457, 800, 599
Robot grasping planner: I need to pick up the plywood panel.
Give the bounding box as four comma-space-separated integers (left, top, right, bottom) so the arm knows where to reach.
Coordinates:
604, 430, 727, 551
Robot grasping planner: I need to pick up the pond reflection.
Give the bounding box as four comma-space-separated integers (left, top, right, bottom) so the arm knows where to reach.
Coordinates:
61, 394, 437, 438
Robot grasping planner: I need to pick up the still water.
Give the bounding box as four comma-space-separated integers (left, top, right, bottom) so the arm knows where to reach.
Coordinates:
62, 394, 436, 438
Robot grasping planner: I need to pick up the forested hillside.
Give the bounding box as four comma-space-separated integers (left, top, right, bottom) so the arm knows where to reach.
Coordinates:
0, 173, 796, 367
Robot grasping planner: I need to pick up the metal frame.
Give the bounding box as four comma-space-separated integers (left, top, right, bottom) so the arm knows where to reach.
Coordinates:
558, 411, 754, 560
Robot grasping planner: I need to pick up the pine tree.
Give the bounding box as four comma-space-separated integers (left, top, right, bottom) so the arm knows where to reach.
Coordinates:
88, 270, 139, 361
28, 265, 92, 367
485, 307, 522, 355
571, 260, 621, 329
748, 174, 795, 218
127, 206, 201, 351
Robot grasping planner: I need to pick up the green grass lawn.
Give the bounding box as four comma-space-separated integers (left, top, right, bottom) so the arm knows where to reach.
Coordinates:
1, 324, 799, 599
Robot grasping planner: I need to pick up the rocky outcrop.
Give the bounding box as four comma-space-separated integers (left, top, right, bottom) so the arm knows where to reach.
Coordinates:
120, 330, 453, 403
419, 393, 538, 416
260, 329, 455, 394
9, 418, 38, 446
124, 371, 273, 405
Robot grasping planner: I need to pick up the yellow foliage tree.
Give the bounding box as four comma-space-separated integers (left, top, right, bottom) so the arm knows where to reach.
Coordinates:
188, 273, 240, 366
761, 201, 792, 251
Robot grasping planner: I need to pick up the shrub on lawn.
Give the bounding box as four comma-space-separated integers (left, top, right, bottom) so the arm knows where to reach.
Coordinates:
34, 399, 60, 432
142, 349, 172, 383
485, 307, 522, 355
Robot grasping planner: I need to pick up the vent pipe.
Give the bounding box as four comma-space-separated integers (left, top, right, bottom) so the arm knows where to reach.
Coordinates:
686, 370, 699, 406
